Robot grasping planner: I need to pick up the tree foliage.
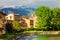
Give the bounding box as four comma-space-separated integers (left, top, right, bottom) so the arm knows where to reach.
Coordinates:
5, 23, 13, 33
36, 6, 60, 30
12, 21, 21, 31
51, 8, 60, 30
36, 6, 51, 30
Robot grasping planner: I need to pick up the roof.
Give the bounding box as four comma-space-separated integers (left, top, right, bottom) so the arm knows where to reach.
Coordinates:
14, 14, 19, 15
0, 11, 6, 15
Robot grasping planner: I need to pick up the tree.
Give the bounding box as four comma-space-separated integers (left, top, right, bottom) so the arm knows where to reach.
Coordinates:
36, 6, 52, 30
5, 23, 13, 33
12, 21, 21, 31
51, 8, 60, 30
36, 6, 60, 31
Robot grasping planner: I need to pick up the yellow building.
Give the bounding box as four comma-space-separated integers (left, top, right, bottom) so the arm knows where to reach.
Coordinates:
20, 16, 30, 28
5, 12, 20, 23
20, 14, 37, 28
0, 12, 6, 35
6, 12, 37, 28
29, 14, 37, 28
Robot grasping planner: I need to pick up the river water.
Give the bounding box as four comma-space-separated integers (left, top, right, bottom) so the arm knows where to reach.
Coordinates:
18, 35, 60, 40
18, 36, 37, 40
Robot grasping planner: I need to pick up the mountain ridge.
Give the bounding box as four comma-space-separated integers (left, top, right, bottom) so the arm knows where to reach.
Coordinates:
0, 6, 36, 16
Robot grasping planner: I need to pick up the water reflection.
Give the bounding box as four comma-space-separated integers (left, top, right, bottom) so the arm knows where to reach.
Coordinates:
18, 36, 37, 40
18, 35, 60, 40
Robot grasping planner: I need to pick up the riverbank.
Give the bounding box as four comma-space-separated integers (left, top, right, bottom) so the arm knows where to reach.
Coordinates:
8, 31, 60, 40
0, 31, 22, 40
0, 31, 60, 40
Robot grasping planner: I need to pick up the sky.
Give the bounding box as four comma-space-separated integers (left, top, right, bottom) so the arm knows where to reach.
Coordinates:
0, 0, 60, 8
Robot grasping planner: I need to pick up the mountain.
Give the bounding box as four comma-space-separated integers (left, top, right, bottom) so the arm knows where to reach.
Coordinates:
0, 6, 36, 16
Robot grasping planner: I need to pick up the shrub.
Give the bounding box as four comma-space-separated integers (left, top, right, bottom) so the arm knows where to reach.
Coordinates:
12, 21, 21, 31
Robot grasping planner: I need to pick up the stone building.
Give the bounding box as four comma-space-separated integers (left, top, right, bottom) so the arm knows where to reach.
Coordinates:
0, 12, 6, 35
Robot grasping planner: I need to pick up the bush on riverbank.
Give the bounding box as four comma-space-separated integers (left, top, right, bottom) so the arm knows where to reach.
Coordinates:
12, 21, 21, 31
0, 31, 22, 40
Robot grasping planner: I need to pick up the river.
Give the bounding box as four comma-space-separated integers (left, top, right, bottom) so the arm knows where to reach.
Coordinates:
18, 35, 60, 40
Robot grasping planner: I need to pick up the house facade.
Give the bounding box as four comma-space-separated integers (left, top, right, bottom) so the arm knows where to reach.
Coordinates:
0, 12, 6, 35
20, 16, 30, 28
29, 14, 37, 28
5, 13, 20, 21
20, 14, 37, 28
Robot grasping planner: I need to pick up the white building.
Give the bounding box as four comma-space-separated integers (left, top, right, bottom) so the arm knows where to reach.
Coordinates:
5, 13, 20, 21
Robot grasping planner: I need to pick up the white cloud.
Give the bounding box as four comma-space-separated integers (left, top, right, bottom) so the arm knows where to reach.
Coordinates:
0, 0, 58, 6
0, 0, 34, 6
0, 0, 60, 8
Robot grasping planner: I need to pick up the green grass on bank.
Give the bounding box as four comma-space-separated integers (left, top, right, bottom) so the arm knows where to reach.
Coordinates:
37, 34, 60, 40
0, 32, 21, 40
0, 33, 15, 40
39, 34, 60, 37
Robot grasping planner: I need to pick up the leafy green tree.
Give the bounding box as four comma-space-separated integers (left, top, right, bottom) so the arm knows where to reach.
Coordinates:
36, 6, 52, 30
51, 8, 60, 30
12, 21, 21, 31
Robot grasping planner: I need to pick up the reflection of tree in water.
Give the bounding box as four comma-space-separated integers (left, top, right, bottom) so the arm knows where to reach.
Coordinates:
5, 23, 13, 33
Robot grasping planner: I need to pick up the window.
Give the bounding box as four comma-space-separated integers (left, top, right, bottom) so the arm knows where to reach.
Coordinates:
30, 20, 34, 26
10, 16, 12, 20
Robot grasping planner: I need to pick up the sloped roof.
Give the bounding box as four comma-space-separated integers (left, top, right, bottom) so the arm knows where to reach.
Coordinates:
0, 11, 6, 15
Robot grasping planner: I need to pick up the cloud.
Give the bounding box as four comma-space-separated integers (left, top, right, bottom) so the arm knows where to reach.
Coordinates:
0, 0, 58, 6
0, 0, 60, 8
0, 0, 34, 6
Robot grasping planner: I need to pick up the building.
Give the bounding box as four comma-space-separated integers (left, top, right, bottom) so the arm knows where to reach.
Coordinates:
20, 14, 37, 28
29, 14, 37, 28
5, 12, 37, 28
5, 12, 20, 23
0, 11, 6, 35
0, 11, 37, 35
20, 16, 30, 28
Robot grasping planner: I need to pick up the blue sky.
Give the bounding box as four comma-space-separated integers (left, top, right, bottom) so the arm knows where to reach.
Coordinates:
0, 0, 60, 8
